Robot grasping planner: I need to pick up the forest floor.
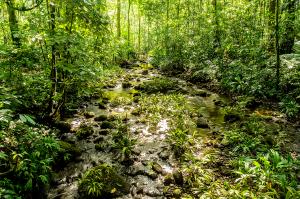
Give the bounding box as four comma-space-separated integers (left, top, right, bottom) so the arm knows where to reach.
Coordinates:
48, 64, 300, 199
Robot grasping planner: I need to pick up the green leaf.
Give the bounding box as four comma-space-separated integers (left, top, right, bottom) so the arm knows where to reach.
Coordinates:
19, 114, 36, 125
0, 151, 7, 160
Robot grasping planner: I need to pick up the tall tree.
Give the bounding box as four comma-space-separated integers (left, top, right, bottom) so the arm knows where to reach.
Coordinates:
275, 0, 280, 90
48, 0, 58, 117
5, 0, 21, 47
280, 0, 296, 54
212, 0, 221, 56
117, 0, 121, 38
267, 0, 276, 52
127, 0, 131, 44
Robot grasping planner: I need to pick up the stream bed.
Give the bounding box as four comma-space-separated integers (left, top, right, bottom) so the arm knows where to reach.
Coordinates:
47, 66, 300, 199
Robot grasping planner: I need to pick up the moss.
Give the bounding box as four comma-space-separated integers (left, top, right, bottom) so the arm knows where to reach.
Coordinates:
76, 124, 94, 139
101, 121, 114, 129
139, 77, 178, 94
94, 114, 108, 122
58, 141, 81, 157
189, 70, 212, 83
78, 164, 130, 198
122, 81, 132, 89
56, 141, 81, 166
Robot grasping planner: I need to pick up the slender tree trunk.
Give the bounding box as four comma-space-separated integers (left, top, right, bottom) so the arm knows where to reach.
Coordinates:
275, 0, 280, 90
6, 0, 21, 47
127, 0, 131, 44
280, 0, 296, 54
165, 0, 170, 56
267, 0, 276, 52
213, 0, 221, 53
48, 0, 58, 116
138, 1, 141, 52
117, 0, 121, 38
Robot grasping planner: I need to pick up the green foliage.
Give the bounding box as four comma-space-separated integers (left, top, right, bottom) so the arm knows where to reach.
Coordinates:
112, 122, 136, 159
0, 111, 60, 197
232, 150, 300, 198
279, 97, 300, 118
79, 164, 129, 198
168, 128, 189, 157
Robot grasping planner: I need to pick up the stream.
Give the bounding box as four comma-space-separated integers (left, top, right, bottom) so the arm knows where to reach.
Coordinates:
47, 66, 299, 199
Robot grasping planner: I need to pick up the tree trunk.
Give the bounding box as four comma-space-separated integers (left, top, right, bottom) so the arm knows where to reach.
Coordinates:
117, 0, 121, 38
280, 0, 296, 54
48, 0, 58, 117
138, 0, 141, 52
275, 0, 280, 90
267, 0, 276, 52
127, 0, 131, 44
213, 0, 221, 53
6, 0, 21, 47
165, 0, 170, 56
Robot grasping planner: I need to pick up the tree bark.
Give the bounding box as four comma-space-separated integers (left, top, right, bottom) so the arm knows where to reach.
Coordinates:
6, 0, 21, 47
267, 0, 276, 52
48, 0, 58, 117
117, 0, 121, 38
275, 0, 280, 90
212, 0, 221, 53
127, 0, 131, 44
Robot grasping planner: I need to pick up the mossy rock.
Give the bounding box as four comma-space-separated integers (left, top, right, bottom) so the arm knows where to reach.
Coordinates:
139, 77, 178, 94
53, 121, 72, 134
173, 170, 184, 185
94, 114, 108, 122
78, 164, 130, 198
101, 121, 114, 129
56, 141, 81, 166
76, 124, 94, 139
84, 111, 95, 118
122, 82, 132, 89
58, 141, 81, 157
224, 113, 241, 123
189, 70, 212, 83
196, 117, 210, 128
